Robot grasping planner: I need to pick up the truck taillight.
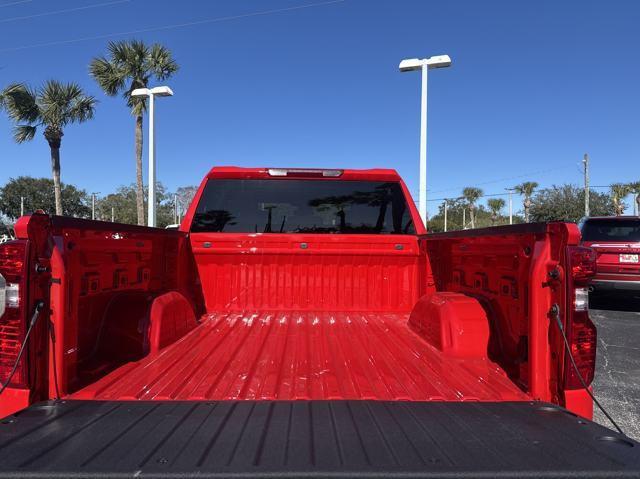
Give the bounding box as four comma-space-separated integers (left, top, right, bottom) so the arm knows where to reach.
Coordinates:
0, 241, 29, 388
564, 245, 597, 390
569, 246, 597, 283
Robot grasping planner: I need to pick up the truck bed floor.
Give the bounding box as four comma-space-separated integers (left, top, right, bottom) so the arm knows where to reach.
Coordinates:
72, 311, 527, 401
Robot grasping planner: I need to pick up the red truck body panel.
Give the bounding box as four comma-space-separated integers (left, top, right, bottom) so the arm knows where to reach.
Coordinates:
71, 309, 527, 402
0, 167, 594, 422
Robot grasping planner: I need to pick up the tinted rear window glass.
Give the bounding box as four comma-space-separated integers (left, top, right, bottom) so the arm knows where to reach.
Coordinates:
581, 219, 640, 242
191, 179, 416, 234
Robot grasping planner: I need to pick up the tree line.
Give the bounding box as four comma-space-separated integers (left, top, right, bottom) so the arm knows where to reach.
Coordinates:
0, 176, 197, 229
0, 40, 177, 225
428, 181, 640, 233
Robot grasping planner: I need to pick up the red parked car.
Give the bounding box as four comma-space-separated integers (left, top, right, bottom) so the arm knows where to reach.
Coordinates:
580, 216, 640, 293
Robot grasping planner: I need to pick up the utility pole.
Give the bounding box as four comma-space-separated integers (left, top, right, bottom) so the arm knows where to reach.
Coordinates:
20, 196, 24, 217
443, 200, 448, 232
505, 188, 514, 225
583, 153, 590, 217
462, 208, 466, 230
91, 193, 97, 220
111, 207, 115, 222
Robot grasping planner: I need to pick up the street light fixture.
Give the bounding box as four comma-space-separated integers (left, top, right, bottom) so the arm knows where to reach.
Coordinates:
399, 54, 452, 226
131, 86, 174, 227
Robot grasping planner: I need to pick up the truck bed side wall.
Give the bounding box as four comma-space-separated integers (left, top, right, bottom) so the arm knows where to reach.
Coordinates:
424, 222, 578, 405
46, 217, 201, 397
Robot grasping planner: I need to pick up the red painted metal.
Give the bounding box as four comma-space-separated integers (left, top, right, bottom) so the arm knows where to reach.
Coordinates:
191, 233, 423, 312
409, 292, 490, 359
424, 223, 580, 406
71, 309, 527, 401
43, 217, 197, 397
1, 171, 593, 420
148, 291, 198, 354
564, 388, 594, 419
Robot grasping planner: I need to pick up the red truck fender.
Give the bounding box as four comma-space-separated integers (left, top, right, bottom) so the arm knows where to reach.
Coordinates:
147, 291, 198, 354
409, 292, 489, 359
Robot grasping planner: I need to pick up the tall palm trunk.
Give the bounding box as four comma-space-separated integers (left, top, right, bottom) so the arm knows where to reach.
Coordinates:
50, 146, 63, 216
523, 198, 531, 223
45, 127, 63, 216
135, 115, 145, 225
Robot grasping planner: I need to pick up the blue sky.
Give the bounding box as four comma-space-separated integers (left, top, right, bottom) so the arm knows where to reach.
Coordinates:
0, 0, 638, 216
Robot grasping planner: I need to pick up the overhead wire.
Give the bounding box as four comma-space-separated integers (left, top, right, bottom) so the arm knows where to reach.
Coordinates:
0, 0, 346, 53
0, 0, 32, 8
0, 0, 130, 24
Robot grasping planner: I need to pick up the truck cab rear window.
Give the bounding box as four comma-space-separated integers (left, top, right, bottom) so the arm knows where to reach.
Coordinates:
581, 219, 640, 242
191, 179, 416, 234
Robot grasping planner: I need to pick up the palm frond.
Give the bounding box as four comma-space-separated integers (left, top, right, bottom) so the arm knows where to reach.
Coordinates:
487, 198, 505, 213
462, 187, 483, 204
149, 43, 179, 80
1, 83, 40, 123
13, 124, 37, 143
92, 40, 178, 115
37, 80, 96, 128
610, 183, 630, 199
89, 57, 126, 96
514, 181, 538, 197
68, 95, 97, 123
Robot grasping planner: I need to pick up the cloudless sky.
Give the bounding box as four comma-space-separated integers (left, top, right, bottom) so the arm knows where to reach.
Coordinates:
0, 0, 639, 216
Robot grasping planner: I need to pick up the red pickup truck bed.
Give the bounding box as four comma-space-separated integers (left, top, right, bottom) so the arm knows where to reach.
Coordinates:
72, 310, 527, 401
2, 167, 638, 478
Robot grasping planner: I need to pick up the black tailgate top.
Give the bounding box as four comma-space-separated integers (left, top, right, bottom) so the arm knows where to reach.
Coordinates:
0, 400, 638, 478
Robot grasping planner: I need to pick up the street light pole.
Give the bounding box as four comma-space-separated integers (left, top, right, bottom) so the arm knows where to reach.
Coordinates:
148, 92, 156, 227
399, 55, 452, 226
419, 64, 428, 225
583, 153, 590, 217
131, 86, 174, 227
20, 196, 24, 217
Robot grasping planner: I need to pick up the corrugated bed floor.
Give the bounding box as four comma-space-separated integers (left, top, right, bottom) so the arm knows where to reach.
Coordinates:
72, 311, 528, 401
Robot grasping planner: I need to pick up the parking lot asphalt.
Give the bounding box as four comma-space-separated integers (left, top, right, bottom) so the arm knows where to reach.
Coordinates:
590, 295, 640, 441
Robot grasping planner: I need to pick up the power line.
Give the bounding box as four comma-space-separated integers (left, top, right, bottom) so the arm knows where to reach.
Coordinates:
0, 0, 346, 53
426, 164, 575, 195
0, 0, 130, 24
420, 184, 631, 203
0, 0, 31, 8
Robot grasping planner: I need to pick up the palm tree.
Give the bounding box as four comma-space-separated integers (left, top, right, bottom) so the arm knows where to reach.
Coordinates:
627, 181, 640, 216
1, 81, 96, 215
90, 40, 178, 225
462, 187, 483, 228
514, 181, 538, 223
487, 198, 505, 226
610, 183, 630, 216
